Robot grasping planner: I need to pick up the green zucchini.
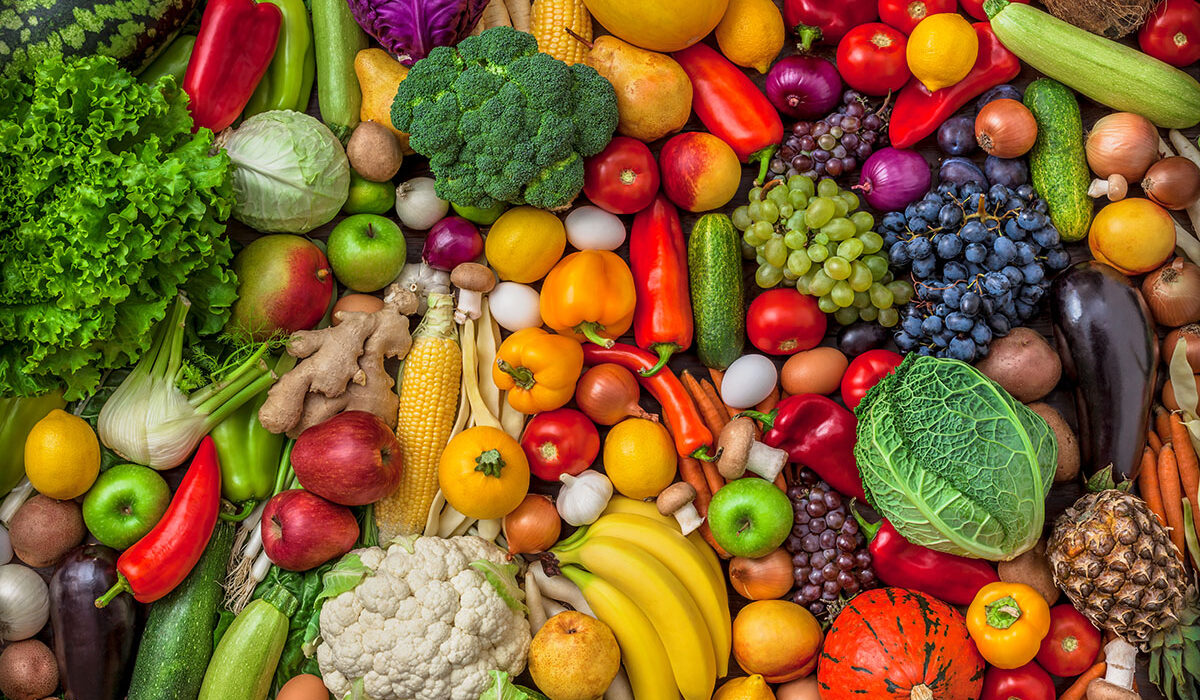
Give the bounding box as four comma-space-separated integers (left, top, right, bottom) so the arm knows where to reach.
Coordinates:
311, 0, 368, 141
127, 522, 235, 700
688, 213, 744, 370
986, 0, 1200, 128
1024, 79, 1093, 243
197, 585, 297, 700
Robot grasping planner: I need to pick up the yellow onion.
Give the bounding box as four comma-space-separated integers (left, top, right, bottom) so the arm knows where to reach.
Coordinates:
1142, 258, 1200, 327
729, 548, 794, 601
1086, 112, 1160, 181
1143, 157, 1200, 211
503, 494, 560, 558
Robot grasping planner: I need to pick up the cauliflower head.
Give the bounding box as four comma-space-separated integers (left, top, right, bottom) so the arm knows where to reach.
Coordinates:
316, 536, 531, 700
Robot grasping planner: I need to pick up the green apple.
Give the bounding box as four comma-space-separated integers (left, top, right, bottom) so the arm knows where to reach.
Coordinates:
452, 200, 507, 225
707, 477, 793, 558
344, 172, 396, 215
326, 214, 407, 292
82, 464, 171, 549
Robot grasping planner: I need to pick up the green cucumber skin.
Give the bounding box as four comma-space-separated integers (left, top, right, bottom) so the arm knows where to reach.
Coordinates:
197, 597, 289, 700
688, 214, 744, 371
1024, 79, 1093, 243
990, 1, 1200, 128
311, 0, 368, 142
127, 522, 235, 700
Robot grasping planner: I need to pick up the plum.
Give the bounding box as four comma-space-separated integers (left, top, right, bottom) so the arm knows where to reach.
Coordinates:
985, 156, 1029, 188
976, 84, 1023, 112
939, 157, 989, 188
937, 115, 977, 156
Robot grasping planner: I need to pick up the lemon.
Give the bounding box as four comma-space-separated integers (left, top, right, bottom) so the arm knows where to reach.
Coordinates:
715, 0, 785, 74
603, 418, 676, 499
714, 674, 776, 700
907, 13, 979, 92
24, 409, 100, 500
485, 206, 566, 283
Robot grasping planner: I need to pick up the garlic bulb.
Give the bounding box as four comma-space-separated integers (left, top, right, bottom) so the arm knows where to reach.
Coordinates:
557, 470, 613, 526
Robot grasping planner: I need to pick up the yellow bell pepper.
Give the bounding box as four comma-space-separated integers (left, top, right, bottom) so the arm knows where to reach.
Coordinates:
438, 426, 530, 520
966, 581, 1051, 669
539, 250, 636, 347
493, 328, 584, 414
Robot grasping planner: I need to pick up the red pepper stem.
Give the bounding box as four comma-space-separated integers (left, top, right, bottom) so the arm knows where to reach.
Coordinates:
794, 24, 823, 52
738, 409, 778, 430
94, 573, 131, 608
751, 145, 779, 186
852, 508, 881, 540
575, 322, 614, 348
638, 344, 680, 377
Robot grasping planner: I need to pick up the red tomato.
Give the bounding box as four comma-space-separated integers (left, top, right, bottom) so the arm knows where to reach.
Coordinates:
981, 662, 1055, 700
747, 289, 827, 355
878, 0, 956, 34
1035, 605, 1103, 677
840, 349, 903, 410
961, 0, 1027, 20
1138, 0, 1200, 68
583, 137, 660, 215
836, 23, 911, 96
520, 408, 600, 481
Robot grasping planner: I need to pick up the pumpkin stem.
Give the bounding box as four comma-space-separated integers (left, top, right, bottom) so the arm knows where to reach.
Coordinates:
911, 685, 934, 700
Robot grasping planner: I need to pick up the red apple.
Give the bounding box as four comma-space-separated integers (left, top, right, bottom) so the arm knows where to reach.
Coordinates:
291, 411, 403, 505
659, 132, 741, 212
261, 490, 359, 571
225, 234, 334, 342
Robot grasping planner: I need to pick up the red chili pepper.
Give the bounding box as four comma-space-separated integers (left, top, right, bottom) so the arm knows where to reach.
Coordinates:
183, 0, 281, 132
95, 438, 221, 607
856, 515, 1000, 606
630, 194, 693, 377
583, 343, 714, 459
1139, 0, 1200, 68
889, 23, 1020, 149
671, 43, 783, 184
784, 0, 878, 51
747, 394, 865, 500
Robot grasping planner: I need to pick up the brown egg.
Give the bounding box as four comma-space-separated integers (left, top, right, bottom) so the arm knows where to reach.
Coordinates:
277, 674, 331, 700
781, 347, 849, 396
331, 293, 385, 325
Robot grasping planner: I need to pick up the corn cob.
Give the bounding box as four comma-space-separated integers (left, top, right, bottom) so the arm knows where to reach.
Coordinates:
531, 0, 591, 65
375, 293, 462, 541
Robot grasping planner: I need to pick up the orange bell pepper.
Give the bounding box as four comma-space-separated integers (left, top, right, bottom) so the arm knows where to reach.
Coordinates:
540, 250, 637, 347
493, 328, 584, 415
966, 581, 1051, 669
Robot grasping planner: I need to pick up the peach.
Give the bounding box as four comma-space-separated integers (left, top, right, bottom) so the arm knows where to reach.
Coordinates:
660, 132, 741, 212
732, 599, 823, 683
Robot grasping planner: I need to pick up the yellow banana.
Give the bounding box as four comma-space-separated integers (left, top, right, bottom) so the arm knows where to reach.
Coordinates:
588, 512, 732, 678
603, 495, 724, 581
560, 565, 680, 700
553, 536, 716, 700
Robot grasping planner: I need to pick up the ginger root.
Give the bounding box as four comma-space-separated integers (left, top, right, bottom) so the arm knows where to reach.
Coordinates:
259, 289, 419, 438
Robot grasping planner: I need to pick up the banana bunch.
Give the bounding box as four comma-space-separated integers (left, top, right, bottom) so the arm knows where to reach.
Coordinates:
551, 496, 731, 700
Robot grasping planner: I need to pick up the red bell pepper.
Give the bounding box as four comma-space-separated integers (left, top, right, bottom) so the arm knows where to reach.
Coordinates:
980, 662, 1056, 700
583, 343, 714, 459
856, 515, 999, 605
672, 43, 783, 184
784, 0, 878, 50
183, 0, 281, 132
746, 394, 865, 500
1139, 0, 1200, 68
95, 438, 221, 607
630, 194, 693, 376
889, 23, 1020, 149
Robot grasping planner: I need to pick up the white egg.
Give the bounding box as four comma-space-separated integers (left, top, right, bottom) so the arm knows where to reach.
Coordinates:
721, 354, 779, 409
565, 206, 626, 251
489, 282, 543, 331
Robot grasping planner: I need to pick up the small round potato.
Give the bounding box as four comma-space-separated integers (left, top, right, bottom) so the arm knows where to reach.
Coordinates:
975, 327, 1061, 402
1026, 401, 1080, 483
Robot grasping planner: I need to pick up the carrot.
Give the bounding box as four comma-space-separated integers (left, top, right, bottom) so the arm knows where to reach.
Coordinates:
700, 457, 725, 494
1058, 662, 1106, 700
699, 523, 731, 558
755, 386, 780, 415
1159, 443, 1188, 561
678, 457, 712, 516
699, 379, 732, 425
1140, 447, 1169, 529
708, 368, 724, 393
1158, 405, 1174, 446
1170, 412, 1200, 505
681, 371, 727, 437
1149, 431, 1163, 454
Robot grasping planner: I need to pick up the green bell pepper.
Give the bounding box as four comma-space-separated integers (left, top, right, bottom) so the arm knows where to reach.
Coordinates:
244, 0, 315, 116
211, 389, 284, 507
139, 35, 197, 87
0, 391, 66, 497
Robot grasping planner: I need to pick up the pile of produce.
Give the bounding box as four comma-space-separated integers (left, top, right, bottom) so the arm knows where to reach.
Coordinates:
1, 0, 1200, 699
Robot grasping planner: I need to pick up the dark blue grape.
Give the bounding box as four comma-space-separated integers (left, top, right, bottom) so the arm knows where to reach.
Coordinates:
983, 272, 1010, 295
961, 221, 988, 243
939, 204, 964, 228
994, 236, 1017, 260
1033, 199, 1048, 214
932, 332, 951, 349
965, 243, 988, 263
1002, 265, 1024, 287
989, 314, 1011, 334
961, 292, 982, 316
1005, 196, 1025, 213
936, 182, 959, 197
908, 217, 930, 233
1017, 209, 1043, 231
902, 314, 924, 336
936, 234, 963, 259
985, 252, 1005, 271
984, 217, 1002, 232
981, 296, 995, 314
1021, 263, 1045, 284
917, 345, 935, 356
970, 323, 992, 345
1032, 227, 1060, 248
943, 285, 963, 308
921, 315, 944, 334
962, 182, 985, 198
915, 200, 942, 221
883, 212, 907, 230
1015, 242, 1036, 265
944, 261, 968, 279
934, 303, 949, 317
904, 203, 921, 220
1020, 285, 1045, 305
1015, 300, 1035, 319
912, 256, 936, 279
965, 193, 987, 211
987, 184, 1009, 208
895, 331, 919, 352
1045, 248, 1071, 270
945, 312, 973, 332
985, 156, 1029, 189
889, 240, 910, 266
947, 336, 977, 362
1016, 184, 1036, 200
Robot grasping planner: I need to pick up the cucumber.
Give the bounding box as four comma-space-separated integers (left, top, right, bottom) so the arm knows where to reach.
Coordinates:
986, 0, 1200, 128
197, 585, 297, 700
127, 522, 235, 700
688, 214, 744, 370
311, 0, 368, 141
1024, 79, 1093, 243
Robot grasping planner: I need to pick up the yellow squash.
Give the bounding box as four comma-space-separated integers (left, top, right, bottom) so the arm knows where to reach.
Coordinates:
581, 0, 729, 52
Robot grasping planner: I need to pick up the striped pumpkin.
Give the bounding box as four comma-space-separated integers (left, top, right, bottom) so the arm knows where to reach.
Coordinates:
817, 588, 986, 700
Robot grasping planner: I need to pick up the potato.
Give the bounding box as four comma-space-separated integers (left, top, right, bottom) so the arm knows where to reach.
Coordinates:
346, 121, 403, 183
998, 540, 1059, 605
975, 327, 1061, 402
1026, 402, 1080, 483
9, 495, 85, 568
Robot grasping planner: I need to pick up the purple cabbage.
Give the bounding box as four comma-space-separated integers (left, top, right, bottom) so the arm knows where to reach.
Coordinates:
346, 0, 491, 64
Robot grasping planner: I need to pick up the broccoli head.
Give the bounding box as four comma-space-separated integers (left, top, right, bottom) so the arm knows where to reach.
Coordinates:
391, 26, 618, 210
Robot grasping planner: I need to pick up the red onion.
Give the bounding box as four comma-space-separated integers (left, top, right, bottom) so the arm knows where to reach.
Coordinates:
855, 148, 931, 212
422, 216, 483, 271
764, 55, 842, 120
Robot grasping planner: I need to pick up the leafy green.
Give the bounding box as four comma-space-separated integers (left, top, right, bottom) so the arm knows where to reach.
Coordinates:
0, 55, 236, 400
469, 560, 526, 613
478, 671, 549, 700
854, 355, 1056, 560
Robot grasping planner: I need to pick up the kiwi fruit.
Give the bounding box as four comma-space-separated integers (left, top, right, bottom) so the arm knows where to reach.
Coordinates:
346, 121, 403, 183
0, 639, 58, 700
10, 495, 85, 568
975, 327, 1062, 402
1026, 402, 1081, 483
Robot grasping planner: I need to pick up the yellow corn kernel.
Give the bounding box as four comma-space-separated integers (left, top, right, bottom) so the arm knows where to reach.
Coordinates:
531, 0, 591, 65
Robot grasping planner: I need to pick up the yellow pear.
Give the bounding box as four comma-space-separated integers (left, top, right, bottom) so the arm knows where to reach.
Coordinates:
529, 611, 620, 700
353, 49, 413, 154
586, 36, 693, 143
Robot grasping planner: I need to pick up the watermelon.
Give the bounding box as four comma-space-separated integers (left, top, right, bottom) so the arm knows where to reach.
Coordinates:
0, 0, 198, 78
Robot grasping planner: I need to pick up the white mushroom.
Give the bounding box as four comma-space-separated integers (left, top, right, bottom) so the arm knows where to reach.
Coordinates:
717, 417, 789, 482
657, 482, 703, 535
1088, 174, 1128, 202
1086, 639, 1140, 700
451, 262, 496, 324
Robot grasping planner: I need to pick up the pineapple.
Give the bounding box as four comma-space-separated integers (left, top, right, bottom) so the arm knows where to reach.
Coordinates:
1048, 489, 1199, 700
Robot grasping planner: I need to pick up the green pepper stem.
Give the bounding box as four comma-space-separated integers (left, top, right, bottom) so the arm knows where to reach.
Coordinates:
575, 322, 613, 348
751, 145, 779, 186
852, 508, 881, 540
220, 499, 258, 522
691, 446, 716, 461
738, 409, 778, 430
984, 595, 1024, 630
638, 344, 679, 377
496, 359, 536, 390
95, 573, 131, 608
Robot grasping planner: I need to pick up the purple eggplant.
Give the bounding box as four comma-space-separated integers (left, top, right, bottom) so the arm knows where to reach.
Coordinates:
49, 545, 137, 700
1051, 261, 1158, 481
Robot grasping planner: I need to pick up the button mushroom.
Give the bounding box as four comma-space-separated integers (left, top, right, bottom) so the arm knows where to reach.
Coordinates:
657, 482, 703, 535
450, 262, 496, 324
1086, 639, 1140, 700
717, 417, 789, 482
1088, 174, 1128, 202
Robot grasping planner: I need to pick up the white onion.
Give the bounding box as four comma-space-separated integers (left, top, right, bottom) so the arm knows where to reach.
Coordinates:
565, 206, 626, 251
0, 564, 48, 641
394, 177, 449, 230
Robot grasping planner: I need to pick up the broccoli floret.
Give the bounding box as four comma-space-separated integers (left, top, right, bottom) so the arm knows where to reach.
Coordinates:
390, 26, 618, 210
